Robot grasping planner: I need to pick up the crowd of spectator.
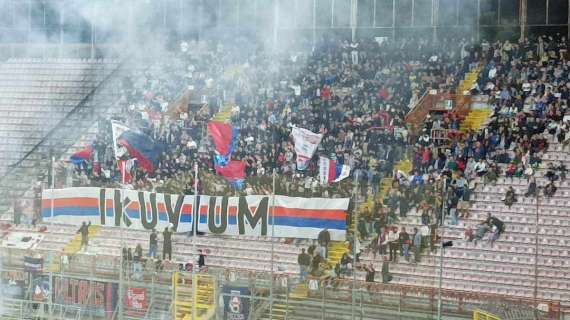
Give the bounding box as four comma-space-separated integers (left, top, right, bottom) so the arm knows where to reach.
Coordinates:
45, 32, 570, 284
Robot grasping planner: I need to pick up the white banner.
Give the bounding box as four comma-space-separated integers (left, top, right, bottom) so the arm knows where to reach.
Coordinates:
291, 127, 323, 170
42, 188, 348, 240
111, 120, 130, 159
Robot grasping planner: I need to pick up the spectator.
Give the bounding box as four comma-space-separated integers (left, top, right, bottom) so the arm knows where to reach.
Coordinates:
556, 162, 567, 180
310, 253, 325, 277
489, 225, 501, 246
318, 229, 330, 258
412, 227, 422, 263
297, 248, 311, 281
339, 253, 352, 277
524, 178, 537, 197
464, 227, 474, 242
386, 227, 399, 262
486, 214, 505, 236
198, 249, 206, 270
149, 229, 158, 258
134, 244, 143, 261
364, 263, 376, 282
503, 186, 517, 208
162, 227, 173, 261
545, 163, 559, 181
474, 222, 490, 244
381, 256, 392, 283
399, 227, 410, 262
77, 221, 91, 252
544, 181, 557, 197
377, 228, 387, 256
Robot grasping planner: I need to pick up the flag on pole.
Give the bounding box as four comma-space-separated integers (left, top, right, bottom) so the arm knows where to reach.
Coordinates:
208, 121, 239, 166
111, 121, 130, 160
111, 121, 163, 173
70, 147, 92, 164
319, 156, 351, 184
291, 127, 323, 170
215, 160, 246, 189
118, 159, 136, 184
118, 131, 162, 173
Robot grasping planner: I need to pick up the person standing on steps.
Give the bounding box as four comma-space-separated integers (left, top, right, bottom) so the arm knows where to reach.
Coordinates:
297, 248, 311, 281
149, 229, 158, 259
162, 227, 173, 261
318, 229, 331, 258
387, 227, 399, 262
198, 249, 206, 271
77, 221, 91, 252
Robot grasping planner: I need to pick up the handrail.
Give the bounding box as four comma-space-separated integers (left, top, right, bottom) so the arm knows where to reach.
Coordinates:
406, 89, 429, 119
0, 59, 125, 184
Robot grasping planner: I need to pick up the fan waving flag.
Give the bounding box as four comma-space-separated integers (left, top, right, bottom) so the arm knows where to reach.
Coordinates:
70, 147, 92, 164
118, 131, 162, 173
291, 127, 323, 170
215, 160, 246, 180
319, 156, 351, 184
208, 121, 239, 166
208, 121, 233, 155
111, 120, 130, 159
215, 160, 246, 189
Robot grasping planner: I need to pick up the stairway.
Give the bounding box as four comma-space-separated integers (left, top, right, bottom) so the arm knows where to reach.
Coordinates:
327, 241, 349, 268
48, 225, 102, 272
172, 272, 216, 320
459, 108, 492, 133
457, 66, 481, 95
366, 159, 413, 208
211, 104, 234, 122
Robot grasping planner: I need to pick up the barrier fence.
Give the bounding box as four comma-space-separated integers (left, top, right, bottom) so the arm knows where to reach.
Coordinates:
0, 245, 561, 320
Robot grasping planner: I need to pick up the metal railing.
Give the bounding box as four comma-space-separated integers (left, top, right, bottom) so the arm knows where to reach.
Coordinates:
0, 242, 562, 320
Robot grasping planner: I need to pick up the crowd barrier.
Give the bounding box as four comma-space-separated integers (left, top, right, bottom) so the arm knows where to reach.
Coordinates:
0, 246, 561, 320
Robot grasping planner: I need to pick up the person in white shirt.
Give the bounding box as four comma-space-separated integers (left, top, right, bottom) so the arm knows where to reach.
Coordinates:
474, 159, 488, 177
386, 228, 399, 261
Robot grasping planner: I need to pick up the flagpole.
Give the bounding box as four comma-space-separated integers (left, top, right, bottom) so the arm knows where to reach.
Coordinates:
50, 154, 55, 220
118, 188, 125, 320
121, 161, 126, 185
193, 162, 198, 270
269, 168, 276, 319
351, 170, 359, 320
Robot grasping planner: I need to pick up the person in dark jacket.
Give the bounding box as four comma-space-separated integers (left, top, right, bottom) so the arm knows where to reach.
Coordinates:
503, 186, 517, 208
297, 248, 311, 281
486, 214, 505, 235
77, 221, 91, 252
381, 256, 392, 283
163, 227, 173, 261
317, 229, 331, 258
198, 249, 206, 270
544, 181, 557, 197
399, 227, 411, 261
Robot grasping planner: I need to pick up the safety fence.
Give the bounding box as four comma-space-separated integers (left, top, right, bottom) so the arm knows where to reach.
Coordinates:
0, 246, 561, 320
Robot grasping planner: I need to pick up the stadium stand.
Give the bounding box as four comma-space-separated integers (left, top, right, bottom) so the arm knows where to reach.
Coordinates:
0, 33, 569, 319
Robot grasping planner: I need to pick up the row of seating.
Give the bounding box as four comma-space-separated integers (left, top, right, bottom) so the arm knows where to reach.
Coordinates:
1, 75, 108, 82
0, 80, 100, 88
363, 138, 570, 305
0, 92, 87, 99
0, 68, 113, 75
0, 59, 121, 182
0, 86, 94, 94
9, 222, 304, 275
7, 58, 120, 64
